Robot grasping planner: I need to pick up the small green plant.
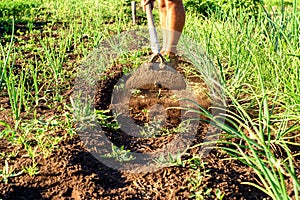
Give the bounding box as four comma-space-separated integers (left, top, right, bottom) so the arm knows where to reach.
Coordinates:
215, 189, 225, 200
185, 156, 224, 200
18, 117, 64, 158
62, 109, 77, 138
23, 163, 39, 176
139, 121, 163, 138
131, 89, 141, 96
102, 144, 135, 162
22, 144, 40, 176
154, 151, 185, 167
113, 82, 125, 91
4, 67, 27, 121
95, 110, 120, 130
39, 38, 67, 85
70, 96, 96, 128
0, 159, 23, 184
185, 157, 212, 199
122, 66, 130, 76
0, 120, 18, 143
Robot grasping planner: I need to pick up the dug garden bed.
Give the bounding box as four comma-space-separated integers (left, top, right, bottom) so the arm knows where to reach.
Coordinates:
0, 56, 274, 199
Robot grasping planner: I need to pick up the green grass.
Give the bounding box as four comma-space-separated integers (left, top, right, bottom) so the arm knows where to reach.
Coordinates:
184, 6, 300, 104
180, 1, 300, 198
0, 0, 299, 198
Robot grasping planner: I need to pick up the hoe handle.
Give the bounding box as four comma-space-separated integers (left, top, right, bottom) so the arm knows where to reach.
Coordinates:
145, 3, 160, 54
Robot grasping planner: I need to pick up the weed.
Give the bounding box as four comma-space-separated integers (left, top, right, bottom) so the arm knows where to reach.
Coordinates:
23, 163, 39, 176
130, 89, 142, 96
184, 156, 214, 200
0, 159, 23, 184
95, 110, 120, 130
102, 144, 135, 162
0, 121, 17, 143
154, 151, 185, 167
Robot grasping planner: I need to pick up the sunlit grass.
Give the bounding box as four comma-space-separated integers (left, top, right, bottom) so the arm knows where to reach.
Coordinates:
180, 1, 300, 198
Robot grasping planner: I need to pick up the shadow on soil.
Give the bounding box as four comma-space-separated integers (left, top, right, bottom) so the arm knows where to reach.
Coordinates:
1, 186, 44, 200
68, 139, 129, 190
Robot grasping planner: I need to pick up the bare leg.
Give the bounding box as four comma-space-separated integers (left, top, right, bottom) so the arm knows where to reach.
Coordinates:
158, 0, 185, 56
158, 0, 167, 54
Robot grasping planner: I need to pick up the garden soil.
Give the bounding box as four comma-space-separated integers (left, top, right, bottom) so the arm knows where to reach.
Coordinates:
1, 57, 299, 200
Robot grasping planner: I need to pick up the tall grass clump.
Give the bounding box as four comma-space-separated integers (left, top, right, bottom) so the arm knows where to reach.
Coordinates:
185, 89, 300, 199
183, 0, 263, 17
0, 21, 25, 121
181, 0, 300, 198
184, 0, 300, 116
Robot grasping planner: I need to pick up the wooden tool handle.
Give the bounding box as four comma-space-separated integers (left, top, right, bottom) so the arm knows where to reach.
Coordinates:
145, 3, 160, 54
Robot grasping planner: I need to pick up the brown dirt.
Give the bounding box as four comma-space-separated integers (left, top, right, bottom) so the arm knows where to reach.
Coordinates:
0, 135, 270, 200
1, 56, 298, 200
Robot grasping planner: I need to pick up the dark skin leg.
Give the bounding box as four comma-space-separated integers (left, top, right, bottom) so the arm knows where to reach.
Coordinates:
142, 0, 185, 56
158, 0, 185, 56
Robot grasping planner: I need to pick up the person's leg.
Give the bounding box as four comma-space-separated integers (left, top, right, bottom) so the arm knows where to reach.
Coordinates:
158, 0, 185, 56
158, 0, 167, 54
